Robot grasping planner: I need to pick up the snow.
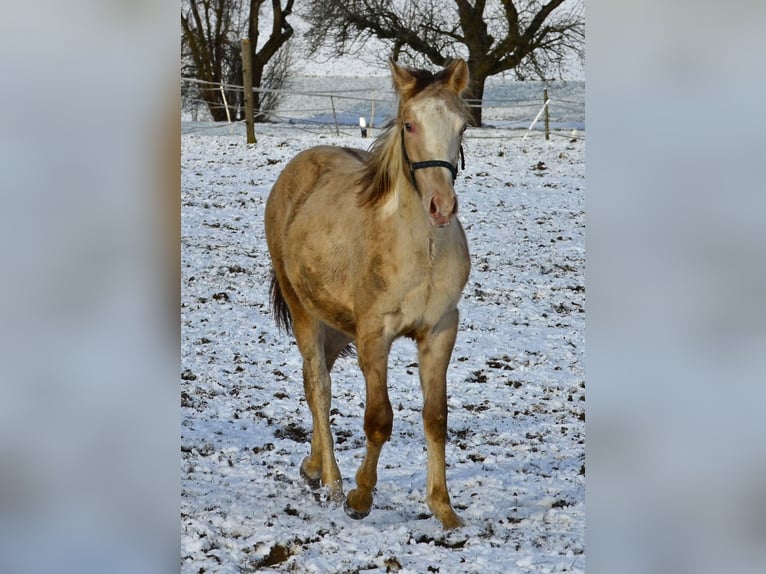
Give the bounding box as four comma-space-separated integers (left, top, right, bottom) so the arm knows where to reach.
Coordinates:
181, 115, 584, 571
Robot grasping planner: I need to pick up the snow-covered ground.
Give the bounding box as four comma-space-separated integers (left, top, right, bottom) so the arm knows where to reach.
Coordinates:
181, 120, 584, 572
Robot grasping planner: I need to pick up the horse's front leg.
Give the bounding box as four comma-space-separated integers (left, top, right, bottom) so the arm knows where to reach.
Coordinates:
344, 328, 393, 520
417, 308, 463, 529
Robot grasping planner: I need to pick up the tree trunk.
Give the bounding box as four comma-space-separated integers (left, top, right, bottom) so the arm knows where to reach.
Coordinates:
465, 64, 487, 127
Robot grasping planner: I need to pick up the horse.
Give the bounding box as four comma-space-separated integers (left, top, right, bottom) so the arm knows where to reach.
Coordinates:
264, 58, 471, 529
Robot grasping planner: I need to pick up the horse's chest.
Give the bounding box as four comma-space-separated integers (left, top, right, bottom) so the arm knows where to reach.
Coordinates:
395, 236, 469, 329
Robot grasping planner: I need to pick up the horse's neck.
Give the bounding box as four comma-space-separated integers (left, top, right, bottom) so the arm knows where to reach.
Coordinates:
389, 179, 455, 259
390, 178, 427, 230
372, 163, 448, 247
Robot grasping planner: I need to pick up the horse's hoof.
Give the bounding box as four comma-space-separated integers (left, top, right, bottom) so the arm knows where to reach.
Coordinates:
428, 499, 464, 529
344, 488, 372, 519
299, 465, 321, 490
440, 513, 464, 530
343, 499, 371, 520
326, 482, 345, 506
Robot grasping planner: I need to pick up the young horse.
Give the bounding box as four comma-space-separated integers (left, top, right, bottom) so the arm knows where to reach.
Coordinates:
264, 59, 471, 529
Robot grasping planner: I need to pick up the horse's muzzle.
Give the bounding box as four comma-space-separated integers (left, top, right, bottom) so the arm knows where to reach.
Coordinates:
428, 193, 457, 227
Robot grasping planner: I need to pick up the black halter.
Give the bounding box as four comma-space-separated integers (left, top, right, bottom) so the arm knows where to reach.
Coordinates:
401, 128, 465, 195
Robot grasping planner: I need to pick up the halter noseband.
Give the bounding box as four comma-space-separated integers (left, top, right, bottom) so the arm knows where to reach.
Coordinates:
401, 127, 465, 195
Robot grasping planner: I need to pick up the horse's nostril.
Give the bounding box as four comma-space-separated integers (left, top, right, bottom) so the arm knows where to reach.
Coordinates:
430, 197, 439, 215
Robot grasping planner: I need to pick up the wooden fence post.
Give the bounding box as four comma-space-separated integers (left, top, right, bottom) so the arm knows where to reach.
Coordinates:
544, 88, 550, 141
241, 38, 256, 144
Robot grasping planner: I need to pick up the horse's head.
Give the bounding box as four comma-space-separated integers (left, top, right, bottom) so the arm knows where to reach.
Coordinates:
392, 58, 470, 227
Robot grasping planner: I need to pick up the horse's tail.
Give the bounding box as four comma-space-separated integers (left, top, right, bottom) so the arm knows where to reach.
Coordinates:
269, 269, 293, 335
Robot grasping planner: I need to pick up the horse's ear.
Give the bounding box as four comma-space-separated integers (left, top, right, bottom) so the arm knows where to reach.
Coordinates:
390, 59, 417, 98
445, 58, 469, 95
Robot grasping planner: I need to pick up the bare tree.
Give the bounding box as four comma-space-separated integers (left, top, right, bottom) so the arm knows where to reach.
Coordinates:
181, 0, 294, 122
181, 0, 242, 121
303, 0, 584, 126
245, 0, 295, 121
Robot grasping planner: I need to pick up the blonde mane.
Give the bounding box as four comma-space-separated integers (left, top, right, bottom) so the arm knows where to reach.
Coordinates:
356, 120, 406, 207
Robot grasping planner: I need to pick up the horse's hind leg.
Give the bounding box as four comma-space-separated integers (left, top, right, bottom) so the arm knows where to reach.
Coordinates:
417, 309, 463, 529
291, 312, 344, 503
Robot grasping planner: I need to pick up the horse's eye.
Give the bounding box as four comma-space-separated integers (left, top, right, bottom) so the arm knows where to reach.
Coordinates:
460, 123, 467, 135
404, 122, 414, 133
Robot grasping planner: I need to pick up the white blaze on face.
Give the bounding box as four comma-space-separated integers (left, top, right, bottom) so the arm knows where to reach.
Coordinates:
409, 98, 463, 168
407, 97, 464, 226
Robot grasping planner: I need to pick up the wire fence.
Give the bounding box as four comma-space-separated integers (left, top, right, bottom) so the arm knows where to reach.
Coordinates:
181, 76, 584, 139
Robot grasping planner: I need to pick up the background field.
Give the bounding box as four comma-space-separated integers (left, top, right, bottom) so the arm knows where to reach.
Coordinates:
181, 120, 585, 572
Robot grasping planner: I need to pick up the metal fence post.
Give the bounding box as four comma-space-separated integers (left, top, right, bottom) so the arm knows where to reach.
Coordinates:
330, 96, 339, 136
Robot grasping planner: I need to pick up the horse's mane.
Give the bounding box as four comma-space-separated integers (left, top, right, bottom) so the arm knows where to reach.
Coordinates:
356, 119, 405, 207
356, 65, 470, 208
